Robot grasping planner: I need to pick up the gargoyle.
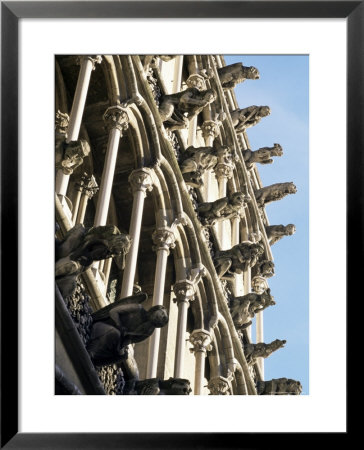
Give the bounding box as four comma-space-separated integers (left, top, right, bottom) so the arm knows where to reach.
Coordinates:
257, 378, 302, 395
231, 105, 270, 132
229, 288, 276, 330
214, 241, 264, 279
55, 224, 131, 298
265, 224, 296, 245
134, 377, 192, 395
244, 339, 286, 364
197, 191, 250, 225
254, 182, 297, 207
159, 87, 216, 131
217, 62, 260, 89
179, 145, 218, 175
87, 293, 168, 367
243, 143, 283, 167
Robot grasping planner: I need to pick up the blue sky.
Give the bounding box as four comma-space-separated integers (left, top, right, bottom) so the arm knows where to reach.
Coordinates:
225, 55, 309, 394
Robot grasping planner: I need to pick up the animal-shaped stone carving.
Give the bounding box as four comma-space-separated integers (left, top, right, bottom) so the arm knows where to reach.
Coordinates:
217, 62, 260, 89
179, 145, 218, 175
86, 293, 168, 367
134, 377, 192, 395
265, 224, 296, 245
257, 378, 302, 395
244, 339, 286, 364
214, 241, 265, 279
229, 288, 276, 330
55, 224, 131, 298
197, 191, 250, 225
254, 182, 297, 207
159, 87, 216, 131
231, 105, 271, 132
243, 143, 283, 167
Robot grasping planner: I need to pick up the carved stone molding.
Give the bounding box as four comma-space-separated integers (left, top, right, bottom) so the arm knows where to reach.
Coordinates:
103, 105, 129, 133
189, 329, 212, 354
207, 376, 231, 395
152, 227, 176, 254
173, 279, 196, 304
128, 168, 153, 195
201, 120, 221, 140
77, 55, 102, 70
186, 73, 206, 91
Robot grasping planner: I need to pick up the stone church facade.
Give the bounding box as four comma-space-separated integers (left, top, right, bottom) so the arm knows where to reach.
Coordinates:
55, 54, 302, 396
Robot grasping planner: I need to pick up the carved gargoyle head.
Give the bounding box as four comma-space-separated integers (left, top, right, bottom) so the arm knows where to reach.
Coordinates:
160, 378, 192, 395
259, 106, 271, 117
81, 226, 132, 262
285, 224, 296, 235
272, 143, 284, 156
246, 66, 260, 80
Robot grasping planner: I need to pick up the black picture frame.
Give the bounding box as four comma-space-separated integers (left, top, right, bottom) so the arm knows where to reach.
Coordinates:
1, 1, 357, 448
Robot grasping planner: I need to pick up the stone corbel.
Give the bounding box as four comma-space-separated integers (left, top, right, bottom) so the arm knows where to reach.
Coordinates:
207, 376, 231, 395
152, 227, 176, 255
77, 55, 102, 70
128, 168, 154, 196
189, 329, 212, 354
56, 139, 91, 175
103, 105, 129, 134
173, 279, 196, 305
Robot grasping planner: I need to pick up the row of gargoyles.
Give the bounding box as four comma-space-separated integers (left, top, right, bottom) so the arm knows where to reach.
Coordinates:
55, 224, 131, 298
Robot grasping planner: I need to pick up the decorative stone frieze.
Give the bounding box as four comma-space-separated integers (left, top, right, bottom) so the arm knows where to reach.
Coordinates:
186, 73, 206, 91
189, 329, 212, 354
152, 227, 176, 254
201, 120, 221, 140
173, 279, 196, 304
128, 168, 153, 195
207, 376, 231, 395
103, 105, 129, 133
56, 139, 91, 175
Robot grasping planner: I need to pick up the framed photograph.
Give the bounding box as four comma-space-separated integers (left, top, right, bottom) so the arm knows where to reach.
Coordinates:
1, 1, 358, 447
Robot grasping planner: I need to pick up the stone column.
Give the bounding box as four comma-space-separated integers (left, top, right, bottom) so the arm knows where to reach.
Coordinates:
189, 329, 212, 395
207, 376, 231, 395
146, 227, 176, 378
173, 280, 196, 378
215, 162, 234, 249
55, 55, 101, 197
94, 106, 129, 227
76, 175, 98, 224
120, 169, 153, 298
172, 56, 184, 93
244, 267, 252, 340
201, 120, 221, 202
251, 276, 268, 377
